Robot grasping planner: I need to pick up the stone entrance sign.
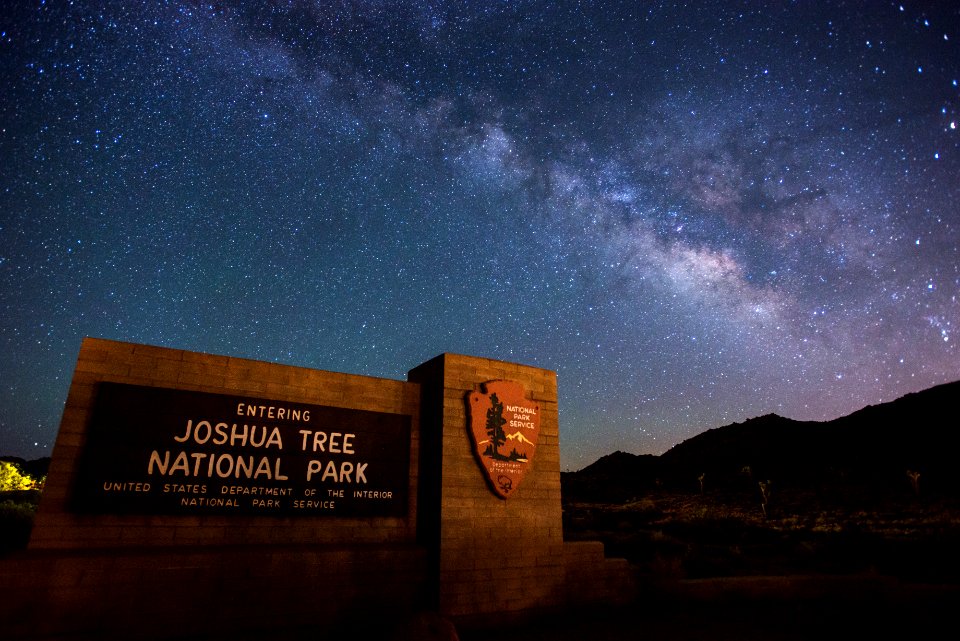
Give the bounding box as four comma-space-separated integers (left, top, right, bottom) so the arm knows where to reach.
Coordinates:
7, 339, 635, 641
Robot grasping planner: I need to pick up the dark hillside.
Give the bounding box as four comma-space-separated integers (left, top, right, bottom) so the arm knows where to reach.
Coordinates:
562, 451, 660, 502
563, 380, 960, 500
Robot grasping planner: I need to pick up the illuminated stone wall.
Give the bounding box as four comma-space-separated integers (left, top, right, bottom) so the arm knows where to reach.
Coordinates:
31, 337, 420, 549
4, 339, 634, 640
410, 353, 634, 625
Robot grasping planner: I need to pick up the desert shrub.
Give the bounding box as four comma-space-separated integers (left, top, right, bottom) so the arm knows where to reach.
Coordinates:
682, 544, 740, 577
622, 498, 657, 512
0, 497, 37, 553
0, 461, 40, 491
610, 528, 686, 566
648, 552, 685, 581
663, 516, 766, 545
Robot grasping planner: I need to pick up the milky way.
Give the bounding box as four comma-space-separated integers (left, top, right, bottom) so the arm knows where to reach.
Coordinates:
1, 2, 957, 470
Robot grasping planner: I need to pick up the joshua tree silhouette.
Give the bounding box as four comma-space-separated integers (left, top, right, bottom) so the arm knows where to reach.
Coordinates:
484, 393, 508, 460
906, 470, 921, 497
759, 480, 773, 518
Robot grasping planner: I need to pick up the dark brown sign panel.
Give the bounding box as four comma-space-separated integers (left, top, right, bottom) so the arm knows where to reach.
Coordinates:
467, 380, 540, 498
72, 382, 410, 517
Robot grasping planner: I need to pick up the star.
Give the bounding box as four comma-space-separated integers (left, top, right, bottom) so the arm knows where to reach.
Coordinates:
0, 1, 957, 471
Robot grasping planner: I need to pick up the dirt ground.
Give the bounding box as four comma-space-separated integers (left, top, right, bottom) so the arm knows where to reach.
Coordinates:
70, 576, 960, 641
455, 577, 960, 641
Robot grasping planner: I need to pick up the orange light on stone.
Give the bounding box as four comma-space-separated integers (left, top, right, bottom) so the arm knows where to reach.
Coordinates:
467, 380, 540, 499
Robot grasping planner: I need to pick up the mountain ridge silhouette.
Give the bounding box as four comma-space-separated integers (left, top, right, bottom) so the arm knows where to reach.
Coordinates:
563, 380, 960, 502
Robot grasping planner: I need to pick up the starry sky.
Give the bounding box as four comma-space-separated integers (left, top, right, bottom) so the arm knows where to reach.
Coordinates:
1, 1, 957, 471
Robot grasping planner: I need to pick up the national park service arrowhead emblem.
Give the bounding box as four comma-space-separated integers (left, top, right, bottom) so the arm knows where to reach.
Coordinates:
467, 380, 540, 499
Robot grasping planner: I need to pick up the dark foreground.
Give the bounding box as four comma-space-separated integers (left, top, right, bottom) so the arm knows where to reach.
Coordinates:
455, 576, 960, 641
9, 573, 958, 641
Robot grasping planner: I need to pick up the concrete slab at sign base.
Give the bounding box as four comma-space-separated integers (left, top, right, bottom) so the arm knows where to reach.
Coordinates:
0, 545, 430, 641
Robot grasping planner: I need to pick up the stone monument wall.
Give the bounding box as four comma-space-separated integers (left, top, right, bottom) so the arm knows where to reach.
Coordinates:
1, 338, 635, 640
30, 337, 420, 549
410, 353, 634, 627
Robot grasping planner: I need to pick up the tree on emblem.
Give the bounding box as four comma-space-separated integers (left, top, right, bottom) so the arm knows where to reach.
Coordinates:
484, 393, 508, 460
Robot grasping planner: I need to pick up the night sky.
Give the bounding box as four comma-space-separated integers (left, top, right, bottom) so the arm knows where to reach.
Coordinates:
1, 2, 957, 471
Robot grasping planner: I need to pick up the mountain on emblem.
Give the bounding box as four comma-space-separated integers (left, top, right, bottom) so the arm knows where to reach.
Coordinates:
506, 431, 535, 446
467, 380, 540, 499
